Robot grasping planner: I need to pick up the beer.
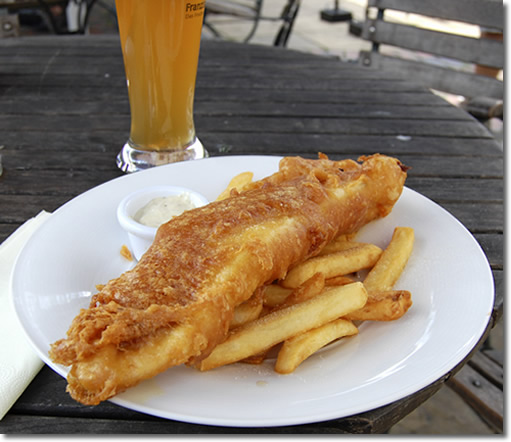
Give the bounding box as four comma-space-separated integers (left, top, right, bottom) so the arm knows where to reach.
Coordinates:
115, 0, 205, 167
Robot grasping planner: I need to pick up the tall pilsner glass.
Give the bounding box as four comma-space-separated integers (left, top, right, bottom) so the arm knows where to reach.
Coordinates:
115, 0, 207, 172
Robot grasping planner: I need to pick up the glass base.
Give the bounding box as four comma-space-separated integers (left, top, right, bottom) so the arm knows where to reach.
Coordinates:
116, 137, 207, 173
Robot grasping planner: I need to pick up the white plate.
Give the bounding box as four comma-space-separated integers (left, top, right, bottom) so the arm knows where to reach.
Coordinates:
11, 155, 494, 427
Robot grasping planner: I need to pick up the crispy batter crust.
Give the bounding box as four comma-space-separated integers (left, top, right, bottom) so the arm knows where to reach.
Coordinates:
49, 154, 407, 404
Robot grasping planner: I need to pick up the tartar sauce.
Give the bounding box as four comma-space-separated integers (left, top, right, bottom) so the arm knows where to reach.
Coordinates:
134, 193, 196, 227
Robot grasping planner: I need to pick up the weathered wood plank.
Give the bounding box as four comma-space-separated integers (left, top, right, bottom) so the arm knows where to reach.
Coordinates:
0, 51, 339, 69
0, 87, 447, 106
0, 148, 502, 179
196, 88, 449, 105
197, 116, 494, 137
0, 54, 123, 66
367, 0, 504, 30
0, 114, 129, 131
0, 114, 494, 137
0, 130, 125, 153
406, 177, 503, 204
473, 233, 503, 269
483, 349, 503, 366
0, 91, 450, 110
0, 62, 125, 76
397, 156, 502, 178
0, 72, 425, 92
0, 73, 126, 88
197, 65, 402, 81
358, 52, 503, 99
362, 20, 503, 68
0, 85, 127, 101
0, 98, 130, 116
0, 169, 122, 196
0, 61, 404, 82
469, 352, 503, 389
492, 270, 503, 324
441, 203, 503, 233
195, 76, 422, 92
447, 363, 503, 433
198, 133, 503, 157
0, 413, 353, 434
0, 150, 120, 171
196, 102, 472, 120
0, 99, 471, 121
0, 131, 502, 157
0, 195, 65, 223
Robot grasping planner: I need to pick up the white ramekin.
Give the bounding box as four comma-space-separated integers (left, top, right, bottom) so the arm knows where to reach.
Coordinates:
117, 185, 209, 260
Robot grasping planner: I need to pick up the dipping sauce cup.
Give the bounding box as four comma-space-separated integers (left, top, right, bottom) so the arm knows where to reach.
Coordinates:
115, 0, 207, 172
117, 185, 209, 260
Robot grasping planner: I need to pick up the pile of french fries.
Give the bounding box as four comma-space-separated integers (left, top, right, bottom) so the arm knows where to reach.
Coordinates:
196, 173, 415, 374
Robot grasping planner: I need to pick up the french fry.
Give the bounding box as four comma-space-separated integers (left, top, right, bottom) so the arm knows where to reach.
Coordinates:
240, 273, 325, 363
197, 282, 368, 371
216, 171, 254, 201
325, 275, 356, 287
281, 244, 382, 289
344, 290, 412, 321
317, 239, 367, 256
262, 272, 325, 311
241, 351, 270, 365
363, 227, 414, 294
274, 272, 325, 310
229, 288, 264, 330
275, 319, 358, 374
262, 284, 293, 308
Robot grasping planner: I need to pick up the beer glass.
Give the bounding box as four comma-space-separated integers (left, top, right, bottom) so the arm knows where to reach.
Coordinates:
115, 0, 207, 172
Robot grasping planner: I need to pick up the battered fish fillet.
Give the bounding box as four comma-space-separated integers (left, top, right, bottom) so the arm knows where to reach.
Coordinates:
49, 154, 407, 405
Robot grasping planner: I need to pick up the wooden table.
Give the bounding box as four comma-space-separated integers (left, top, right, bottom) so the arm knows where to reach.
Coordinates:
0, 35, 503, 434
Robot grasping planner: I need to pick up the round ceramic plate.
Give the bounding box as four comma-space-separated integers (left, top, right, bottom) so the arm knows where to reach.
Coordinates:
11, 155, 494, 427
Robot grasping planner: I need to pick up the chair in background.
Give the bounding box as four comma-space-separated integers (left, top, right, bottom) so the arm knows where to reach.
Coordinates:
350, 0, 503, 121
203, 0, 301, 47
447, 348, 503, 433
0, 0, 116, 35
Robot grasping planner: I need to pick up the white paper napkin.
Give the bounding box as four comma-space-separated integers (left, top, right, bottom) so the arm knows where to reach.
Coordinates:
0, 210, 52, 420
